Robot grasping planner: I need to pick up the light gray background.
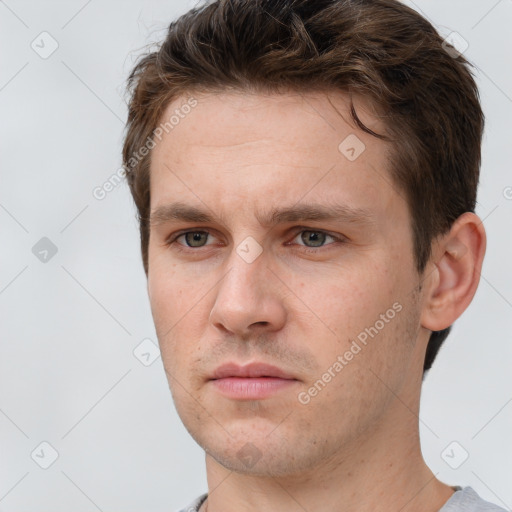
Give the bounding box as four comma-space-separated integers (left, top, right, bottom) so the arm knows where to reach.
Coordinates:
1, 1, 511, 511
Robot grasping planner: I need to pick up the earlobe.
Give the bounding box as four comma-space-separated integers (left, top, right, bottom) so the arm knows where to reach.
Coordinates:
420, 212, 486, 332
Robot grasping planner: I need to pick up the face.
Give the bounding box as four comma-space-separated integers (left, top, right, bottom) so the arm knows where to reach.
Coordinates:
147, 90, 426, 477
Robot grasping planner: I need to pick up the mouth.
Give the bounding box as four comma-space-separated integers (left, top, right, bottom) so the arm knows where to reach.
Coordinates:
209, 362, 299, 400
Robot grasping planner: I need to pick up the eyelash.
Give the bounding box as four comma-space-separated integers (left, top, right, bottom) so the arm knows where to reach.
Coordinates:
165, 228, 346, 254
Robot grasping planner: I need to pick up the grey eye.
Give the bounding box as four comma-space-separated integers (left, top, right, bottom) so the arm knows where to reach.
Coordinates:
184, 232, 209, 247
300, 231, 328, 247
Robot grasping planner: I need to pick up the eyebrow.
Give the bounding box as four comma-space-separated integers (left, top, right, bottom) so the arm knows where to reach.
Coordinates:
149, 201, 376, 229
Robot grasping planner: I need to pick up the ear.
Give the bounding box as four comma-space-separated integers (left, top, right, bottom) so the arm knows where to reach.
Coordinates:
421, 212, 487, 332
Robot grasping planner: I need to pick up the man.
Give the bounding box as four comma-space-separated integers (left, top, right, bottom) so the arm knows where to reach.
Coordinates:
122, 0, 506, 510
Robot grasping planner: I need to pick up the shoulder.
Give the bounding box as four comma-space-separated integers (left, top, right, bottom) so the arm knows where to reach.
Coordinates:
440, 487, 509, 512
175, 493, 208, 512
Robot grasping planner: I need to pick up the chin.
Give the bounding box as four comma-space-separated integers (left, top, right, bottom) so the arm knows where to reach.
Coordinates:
206, 444, 308, 477
193, 421, 334, 478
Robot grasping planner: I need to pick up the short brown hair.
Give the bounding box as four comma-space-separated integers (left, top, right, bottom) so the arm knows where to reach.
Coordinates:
122, 0, 484, 373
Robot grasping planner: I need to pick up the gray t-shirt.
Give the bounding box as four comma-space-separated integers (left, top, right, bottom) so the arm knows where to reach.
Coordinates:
177, 487, 508, 512
439, 487, 508, 512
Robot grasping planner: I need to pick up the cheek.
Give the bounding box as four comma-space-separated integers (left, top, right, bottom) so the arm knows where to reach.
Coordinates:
147, 247, 194, 327
304, 261, 396, 337
297, 258, 414, 388
148, 267, 187, 353
147, 263, 211, 373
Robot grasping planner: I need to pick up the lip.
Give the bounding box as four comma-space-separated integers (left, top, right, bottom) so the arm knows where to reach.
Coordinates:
211, 362, 296, 380
209, 362, 299, 400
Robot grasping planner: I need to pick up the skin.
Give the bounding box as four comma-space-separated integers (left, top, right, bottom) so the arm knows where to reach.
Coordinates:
146, 90, 486, 512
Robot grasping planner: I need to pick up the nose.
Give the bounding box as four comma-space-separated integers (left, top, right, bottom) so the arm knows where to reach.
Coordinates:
209, 247, 287, 338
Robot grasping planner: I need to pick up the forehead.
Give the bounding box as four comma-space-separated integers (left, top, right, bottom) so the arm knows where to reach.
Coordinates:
149, 90, 402, 226
154, 89, 386, 158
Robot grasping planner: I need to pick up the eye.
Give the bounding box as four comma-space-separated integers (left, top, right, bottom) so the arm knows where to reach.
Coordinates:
174, 231, 214, 248
291, 230, 339, 248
